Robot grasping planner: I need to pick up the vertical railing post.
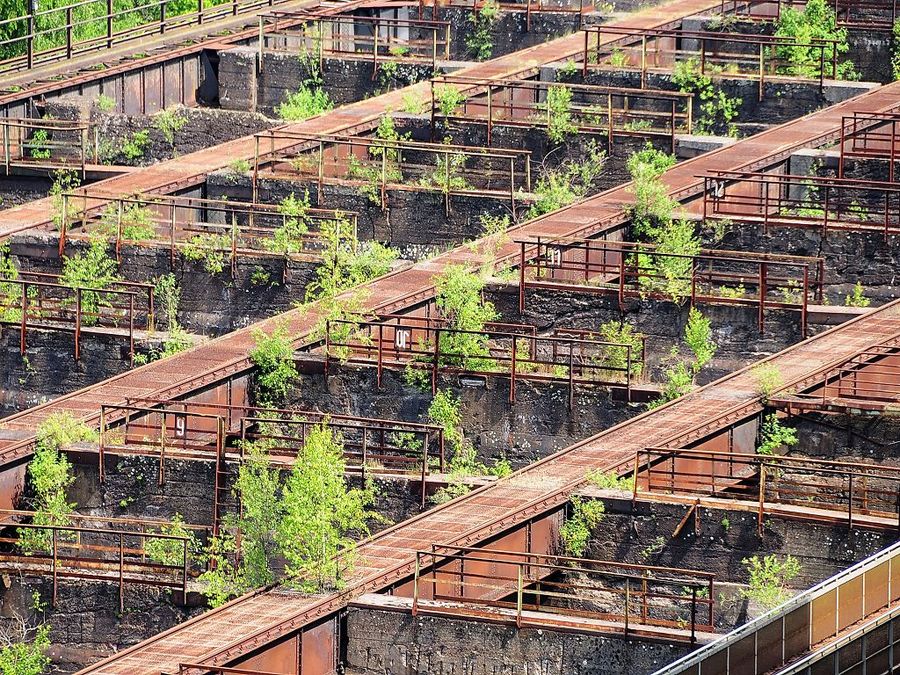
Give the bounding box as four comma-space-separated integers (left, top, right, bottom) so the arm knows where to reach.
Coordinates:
118, 533, 125, 614
107, 0, 114, 47
75, 287, 82, 361
516, 563, 524, 628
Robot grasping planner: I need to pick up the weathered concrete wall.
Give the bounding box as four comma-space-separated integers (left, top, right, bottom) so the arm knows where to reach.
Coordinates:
705, 220, 900, 304
0, 327, 165, 420
0, 574, 201, 674
43, 99, 277, 167
489, 284, 802, 385
569, 67, 875, 130
684, 15, 893, 84
207, 171, 516, 256
344, 602, 690, 675
287, 360, 636, 468
584, 494, 896, 628
219, 50, 437, 115
8, 231, 320, 336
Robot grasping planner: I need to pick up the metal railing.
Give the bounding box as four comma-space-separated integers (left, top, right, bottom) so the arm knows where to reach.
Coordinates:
100, 399, 446, 509
259, 11, 451, 75
0, 118, 92, 176
0, 270, 154, 361
323, 314, 645, 405
635, 448, 900, 532
838, 112, 900, 182
654, 539, 900, 675
412, 544, 715, 641
581, 25, 840, 98
429, 75, 692, 153
418, 0, 595, 30
251, 129, 532, 213
0, 509, 208, 611
238, 413, 443, 505
703, 170, 900, 242
517, 237, 824, 337
0, 0, 289, 76
59, 191, 358, 269
719, 0, 899, 31
821, 342, 900, 406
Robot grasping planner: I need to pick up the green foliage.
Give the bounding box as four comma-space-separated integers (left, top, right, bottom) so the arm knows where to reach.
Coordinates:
752, 363, 784, 400
684, 307, 716, 373
233, 440, 283, 588
560, 497, 605, 557
596, 320, 644, 377
526, 142, 606, 219
97, 202, 155, 241
278, 423, 378, 591
304, 218, 397, 303
434, 85, 465, 117
28, 129, 51, 160
648, 310, 716, 408
434, 264, 498, 368
465, 0, 498, 61
348, 116, 410, 204
428, 390, 466, 466
0, 623, 51, 675
626, 144, 677, 237
417, 139, 471, 194
557, 59, 578, 81
264, 191, 312, 254
60, 237, 120, 325
635, 219, 702, 304
893, 19, 900, 81
774, 0, 855, 80
276, 84, 333, 121
756, 413, 798, 456
121, 130, 150, 162
587, 468, 635, 492
0, 243, 23, 323
608, 48, 628, 68
229, 158, 250, 175
249, 324, 298, 408
672, 59, 741, 137
181, 231, 230, 274
49, 169, 80, 231
144, 513, 197, 566
845, 281, 871, 308
153, 107, 187, 146
19, 413, 95, 554
741, 554, 801, 609
95, 94, 115, 112
544, 85, 576, 144
649, 360, 694, 409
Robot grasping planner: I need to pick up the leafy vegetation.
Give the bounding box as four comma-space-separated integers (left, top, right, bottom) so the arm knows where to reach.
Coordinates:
672, 59, 741, 137
526, 142, 606, 219
741, 554, 801, 609
434, 85, 465, 117
844, 281, 871, 308
433, 264, 498, 369
144, 513, 197, 566
60, 237, 120, 325
544, 85, 576, 144
0, 622, 51, 675
49, 169, 80, 231
121, 130, 150, 162
587, 468, 635, 492
626, 144, 677, 237
19, 413, 95, 554
276, 84, 333, 121
756, 413, 798, 456
774, 0, 856, 80
752, 363, 784, 401
649, 308, 716, 408
465, 0, 498, 61
249, 324, 299, 408
264, 191, 313, 254
893, 19, 900, 81
596, 320, 644, 377
153, 107, 187, 146
560, 497, 605, 556
200, 424, 379, 604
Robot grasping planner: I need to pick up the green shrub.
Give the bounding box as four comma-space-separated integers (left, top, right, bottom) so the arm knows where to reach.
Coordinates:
249, 323, 298, 407
560, 497, 605, 556
276, 85, 333, 121
741, 554, 801, 609
756, 413, 798, 456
